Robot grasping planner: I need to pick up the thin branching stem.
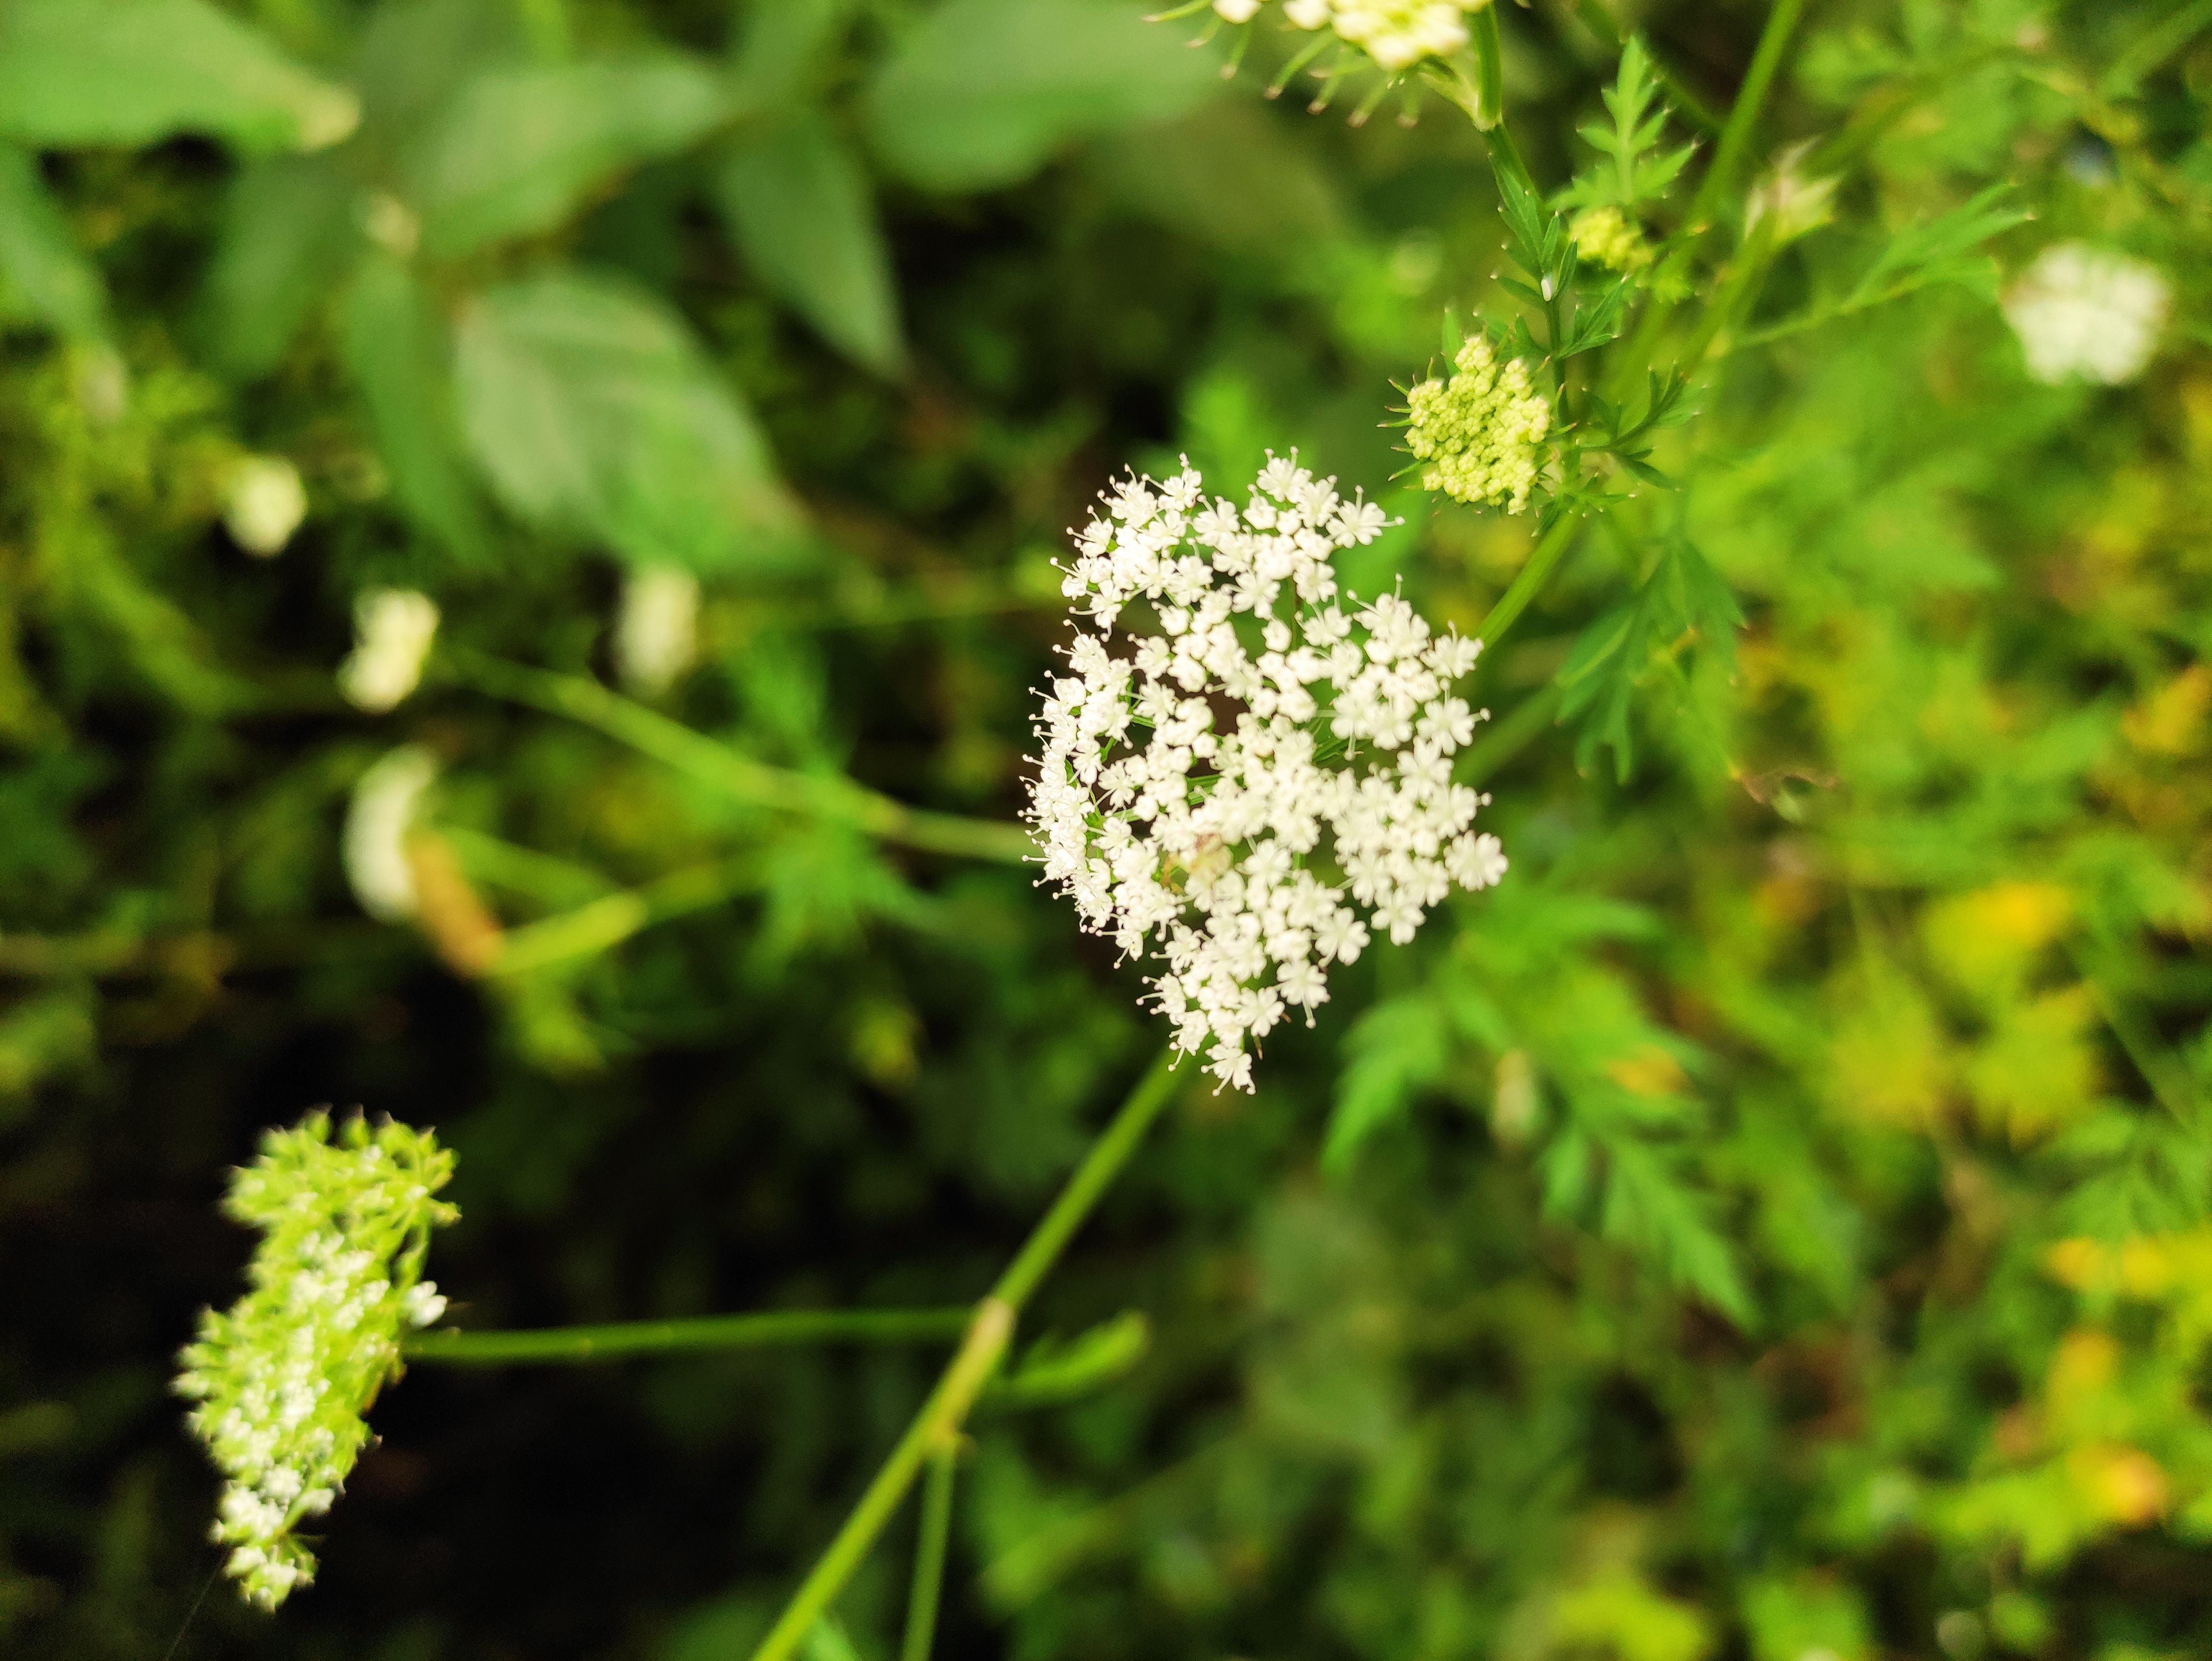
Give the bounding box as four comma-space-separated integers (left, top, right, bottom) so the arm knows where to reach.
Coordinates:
451, 651, 1032, 866
403, 1308, 973, 1365
900, 1442, 960, 1661
746, 1046, 1185, 1661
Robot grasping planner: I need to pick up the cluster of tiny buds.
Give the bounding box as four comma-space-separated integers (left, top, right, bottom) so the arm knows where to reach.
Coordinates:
175, 1112, 457, 1608
1028, 454, 1506, 1092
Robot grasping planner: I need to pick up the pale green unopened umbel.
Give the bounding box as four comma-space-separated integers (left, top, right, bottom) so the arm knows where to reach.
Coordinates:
1405, 336, 1551, 513
175, 1112, 458, 1609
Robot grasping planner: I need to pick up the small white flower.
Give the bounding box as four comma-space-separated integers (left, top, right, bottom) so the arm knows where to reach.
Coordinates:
337, 589, 440, 713
343, 745, 439, 922
1027, 454, 1504, 1091
1213, 0, 1263, 18
2003, 243, 2170, 386
223, 456, 308, 557
614, 565, 701, 697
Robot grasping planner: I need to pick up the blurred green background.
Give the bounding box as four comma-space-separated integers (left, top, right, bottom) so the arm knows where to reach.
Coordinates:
3, 0, 2210, 1657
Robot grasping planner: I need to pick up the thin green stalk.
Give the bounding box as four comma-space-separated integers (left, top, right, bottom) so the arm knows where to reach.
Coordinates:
900, 1443, 959, 1661
1475, 513, 1585, 657
1611, 0, 1808, 396
451, 651, 1031, 866
747, 1046, 1185, 1661
2101, 0, 2212, 97
483, 853, 764, 979
402, 1307, 972, 1365
748, 1301, 1013, 1661
1460, 685, 1563, 787
1687, 0, 1808, 233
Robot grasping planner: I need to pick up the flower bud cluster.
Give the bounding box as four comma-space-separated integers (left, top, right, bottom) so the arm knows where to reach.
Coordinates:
175, 1111, 458, 1609
1405, 336, 1552, 513
337, 587, 440, 713
1570, 206, 1653, 273
1028, 455, 1507, 1092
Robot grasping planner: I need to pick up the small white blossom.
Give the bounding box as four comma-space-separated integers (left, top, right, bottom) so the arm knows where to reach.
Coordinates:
175, 1112, 457, 1610
343, 745, 439, 922
1026, 454, 1506, 1092
2003, 243, 2170, 386
614, 565, 700, 697
337, 588, 439, 713
223, 456, 308, 557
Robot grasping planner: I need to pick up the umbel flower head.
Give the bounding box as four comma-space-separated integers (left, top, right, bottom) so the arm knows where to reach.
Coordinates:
1199, 0, 1491, 74
175, 1111, 458, 1609
1027, 454, 1507, 1092
1404, 335, 1552, 512
2003, 242, 2170, 386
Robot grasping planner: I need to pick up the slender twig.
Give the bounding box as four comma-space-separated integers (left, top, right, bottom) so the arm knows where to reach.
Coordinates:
2100, 0, 2212, 98
900, 1442, 960, 1661
1475, 513, 1585, 657
451, 651, 1032, 866
746, 1046, 1185, 1661
403, 1307, 973, 1365
481, 852, 766, 979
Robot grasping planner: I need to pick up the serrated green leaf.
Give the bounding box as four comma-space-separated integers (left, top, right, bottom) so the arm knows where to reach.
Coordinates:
863, 0, 1220, 193
454, 269, 799, 572
0, 0, 358, 154
343, 255, 490, 566
409, 58, 730, 258
717, 111, 904, 377
0, 144, 108, 343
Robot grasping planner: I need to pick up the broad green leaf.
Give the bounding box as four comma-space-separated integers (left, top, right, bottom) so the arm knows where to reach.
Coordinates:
0, 145, 108, 342
863, 0, 1221, 193
716, 112, 904, 376
728, 0, 859, 114
343, 255, 490, 566
0, 0, 358, 154
410, 58, 730, 258
198, 155, 357, 379
1087, 101, 1347, 254
454, 269, 798, 572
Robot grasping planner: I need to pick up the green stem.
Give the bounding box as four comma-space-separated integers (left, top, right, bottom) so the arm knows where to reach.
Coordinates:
451, 651, 1032, 867
1687, 0, 1808, 233
402, 1307, 973, 1365
747, 1046, 1185, 1661
1475, 513, 1584, 656
483, 852, 765, 979
1460, 685, 1563, 787
2100, 0, 2212, 97
900, 1443, 959, 1661
1610, 0, 1808, 397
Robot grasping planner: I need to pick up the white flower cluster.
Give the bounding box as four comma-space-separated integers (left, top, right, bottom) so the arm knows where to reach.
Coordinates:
1028, 455, 1507, 1092
2003, 243, 2169, 386
222, 455, 308, 557
343, 744, 440, 922
175, 1112, 457, 1610
337, 588, 439, 713
1209, 0, 1493, 72
615, 565, 701, 697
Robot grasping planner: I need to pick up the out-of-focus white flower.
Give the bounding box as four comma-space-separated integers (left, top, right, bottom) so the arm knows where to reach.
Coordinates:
343, 745, 438, 922
2003, 243, 2169, 385
614, 565, 700, 697
174, 1111, 456, 1609
1028, 454, 1506, 1092
1177, 0, 1490, 74
224, 456, 309, 558
337, 589, 439, 713
1405, 336, 1553, 513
